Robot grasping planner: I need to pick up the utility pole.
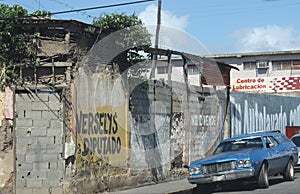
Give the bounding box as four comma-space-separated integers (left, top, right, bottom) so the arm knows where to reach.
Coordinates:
150, 0, 162, 79
154, 0, 161, 53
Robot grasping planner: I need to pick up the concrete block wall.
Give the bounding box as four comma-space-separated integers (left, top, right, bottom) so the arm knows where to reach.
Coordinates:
15, 92, 64, 194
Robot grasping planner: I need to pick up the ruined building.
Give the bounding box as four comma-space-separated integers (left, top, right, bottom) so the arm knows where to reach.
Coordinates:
0, 18, 237, 193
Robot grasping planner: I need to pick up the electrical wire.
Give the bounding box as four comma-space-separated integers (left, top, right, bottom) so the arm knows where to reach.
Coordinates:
50, 0, 155, 16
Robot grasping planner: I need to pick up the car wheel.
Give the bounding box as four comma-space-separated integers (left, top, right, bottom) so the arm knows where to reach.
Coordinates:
257, 163, 269, 188
283, 160, 295, 181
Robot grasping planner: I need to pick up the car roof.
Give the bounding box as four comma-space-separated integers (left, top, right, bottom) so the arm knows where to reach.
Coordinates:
222, 131, 282, 142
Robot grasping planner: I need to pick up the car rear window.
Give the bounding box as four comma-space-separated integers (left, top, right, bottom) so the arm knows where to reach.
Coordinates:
274, 134, 291, 144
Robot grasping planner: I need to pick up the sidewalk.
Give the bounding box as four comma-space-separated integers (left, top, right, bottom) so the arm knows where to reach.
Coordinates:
104, 178, 194, 194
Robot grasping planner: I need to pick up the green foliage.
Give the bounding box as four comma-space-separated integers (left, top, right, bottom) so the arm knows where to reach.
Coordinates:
0, 4, 29, 88
31, 10, 52, 18
93, 13, 152, 71
0, 4, 51, 89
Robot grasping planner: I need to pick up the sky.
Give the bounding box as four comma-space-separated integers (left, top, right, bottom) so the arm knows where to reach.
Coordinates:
2, 0, 300, 55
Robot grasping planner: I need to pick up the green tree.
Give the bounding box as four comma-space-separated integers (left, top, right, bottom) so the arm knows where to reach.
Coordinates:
93, 13, 152, 73
0, 4, 50, 89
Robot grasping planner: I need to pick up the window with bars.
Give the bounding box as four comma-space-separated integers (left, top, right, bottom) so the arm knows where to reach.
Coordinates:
292, 60, 300, 70
243, 61, 256, 70
157, 66, 169, 74
187, 65, 200, 75
272, 60, 294, 71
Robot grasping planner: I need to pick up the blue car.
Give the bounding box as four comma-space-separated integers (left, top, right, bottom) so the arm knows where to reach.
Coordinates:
187, 131, 298, 189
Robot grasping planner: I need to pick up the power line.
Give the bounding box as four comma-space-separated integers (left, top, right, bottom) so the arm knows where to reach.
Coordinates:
50, 0, 155, 16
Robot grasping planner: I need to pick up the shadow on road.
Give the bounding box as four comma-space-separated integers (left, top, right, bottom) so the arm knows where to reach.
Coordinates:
172, 176, 298, 194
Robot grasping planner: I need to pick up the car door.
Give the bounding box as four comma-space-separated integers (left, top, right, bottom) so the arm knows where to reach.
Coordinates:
264, 136, 281, 175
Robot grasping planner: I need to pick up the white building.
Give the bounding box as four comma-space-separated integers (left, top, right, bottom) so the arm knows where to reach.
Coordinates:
205, 50, 300, 95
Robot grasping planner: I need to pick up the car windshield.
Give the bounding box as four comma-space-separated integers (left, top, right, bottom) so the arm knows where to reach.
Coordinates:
213, 137, 263, 154
291, 136, 300, 147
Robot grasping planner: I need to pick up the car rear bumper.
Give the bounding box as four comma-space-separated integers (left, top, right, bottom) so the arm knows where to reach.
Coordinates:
188, 169, 255, 184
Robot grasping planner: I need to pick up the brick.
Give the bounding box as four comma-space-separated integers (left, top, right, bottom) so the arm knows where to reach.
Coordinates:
31, 127, 47, 137
26, 179, 42, 188
33, 119, 50, 127
16, 118, 33, 127
33, 162, 49, 171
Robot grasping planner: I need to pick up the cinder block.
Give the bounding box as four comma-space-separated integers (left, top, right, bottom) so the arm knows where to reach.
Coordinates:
16, 170, 32, 180
25, 111, 42, 119
42, 154, 59, 162
32, 162, 49, 171
17, 137, 37, 145
31, 127, 47, 137
32, 187, 49, 194
50, 186, 64, 194
48, 93, 60, 102
33, 119, 50, 127
47, 170, 64, 179
17, 163, 33, 171
32, 102, 49, 111
16, 154, 26, 163
42, 110, 60, 119
47, 127, 63, 136
15, 127, 32, 137
48, 102, 62, 111
15, 187, 33, 194
50, 119, 63, 129
16, 119, 33, 127
47, 144, 63, 154
31, 170, 48, 179
42, 178, 63, 187
15, 178, 27, 188
37, 136, 55, 145
25, 153, 42, 163
16, 93, 33, 102
16, 101, 32, 111
35, 93, 49, 102
26, 179, 42, 188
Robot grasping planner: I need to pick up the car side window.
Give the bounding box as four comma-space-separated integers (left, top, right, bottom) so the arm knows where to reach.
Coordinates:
264, 136, 279, 148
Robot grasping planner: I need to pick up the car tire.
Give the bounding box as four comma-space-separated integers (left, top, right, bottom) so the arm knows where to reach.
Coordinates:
283, 160, 295, 181
257, 163, 269, 188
